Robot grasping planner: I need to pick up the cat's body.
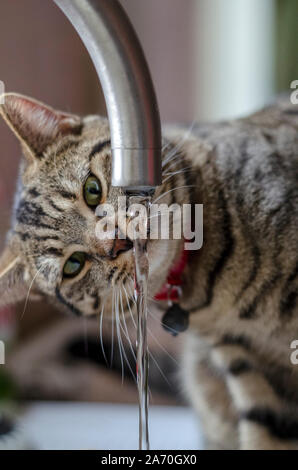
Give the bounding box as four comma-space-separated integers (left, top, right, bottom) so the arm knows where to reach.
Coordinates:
0, 93, 298, 449
178, 101, 298, 449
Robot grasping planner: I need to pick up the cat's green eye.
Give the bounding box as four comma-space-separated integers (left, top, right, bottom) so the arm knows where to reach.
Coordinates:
63, 252, 86, 278
84, 175, 102, 207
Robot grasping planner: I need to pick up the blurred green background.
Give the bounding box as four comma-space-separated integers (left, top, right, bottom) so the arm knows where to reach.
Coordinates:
276, 0, 298, 90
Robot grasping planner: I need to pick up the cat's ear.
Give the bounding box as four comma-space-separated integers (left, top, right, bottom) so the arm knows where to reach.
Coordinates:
0, 93, 82, 161
0, 243, 29, 307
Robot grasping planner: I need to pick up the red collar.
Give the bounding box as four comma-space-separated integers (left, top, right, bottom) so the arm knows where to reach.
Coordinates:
154, 246, 189, 302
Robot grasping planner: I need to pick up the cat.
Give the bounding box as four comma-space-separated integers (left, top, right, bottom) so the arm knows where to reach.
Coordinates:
0, 92, 298, 450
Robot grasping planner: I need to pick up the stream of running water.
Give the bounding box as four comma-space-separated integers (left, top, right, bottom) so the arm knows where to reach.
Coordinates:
129, 195, 151, 450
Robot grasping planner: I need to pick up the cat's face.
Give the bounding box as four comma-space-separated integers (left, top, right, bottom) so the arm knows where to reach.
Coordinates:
0, 94, 179, 317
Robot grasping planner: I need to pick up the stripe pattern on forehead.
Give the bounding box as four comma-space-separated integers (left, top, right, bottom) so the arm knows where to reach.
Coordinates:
89, 139, 111, 161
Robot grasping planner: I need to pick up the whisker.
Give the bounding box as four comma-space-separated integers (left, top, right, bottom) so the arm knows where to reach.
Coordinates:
123, 283, 137, 329
148, 308, 182, 336
21, 266, 44, 320
115, 289, 124, 384
117, 289, 137, 382
162, 152, 183, 170
162, 121, 196, 167
110, 288, 115, 367
161, 138, 172, 154
120, 287, 137, 363
147, 321, 178, 365
99, 297, 108, 366
152, 185, 196, 204
162, 164, 192, 176
162, 166, 194, 184
148, 349, 172, 387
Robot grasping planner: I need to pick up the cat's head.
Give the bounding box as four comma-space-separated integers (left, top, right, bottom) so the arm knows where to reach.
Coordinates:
0, 94, 180, 317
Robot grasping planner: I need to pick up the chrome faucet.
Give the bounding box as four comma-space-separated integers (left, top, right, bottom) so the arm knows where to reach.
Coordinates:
54, 0, 162, 192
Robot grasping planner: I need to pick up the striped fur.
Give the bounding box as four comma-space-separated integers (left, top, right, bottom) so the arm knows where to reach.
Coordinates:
180, 97, 298, 449
1, 93, 298, 448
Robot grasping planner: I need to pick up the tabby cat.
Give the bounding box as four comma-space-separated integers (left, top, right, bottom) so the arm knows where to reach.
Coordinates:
1, 92, 298, 450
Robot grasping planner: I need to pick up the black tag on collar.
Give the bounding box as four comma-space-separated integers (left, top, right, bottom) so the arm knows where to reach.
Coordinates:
161, 303, 190, 336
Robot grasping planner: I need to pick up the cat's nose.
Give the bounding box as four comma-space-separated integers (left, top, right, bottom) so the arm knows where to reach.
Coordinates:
109, 228, 133, 259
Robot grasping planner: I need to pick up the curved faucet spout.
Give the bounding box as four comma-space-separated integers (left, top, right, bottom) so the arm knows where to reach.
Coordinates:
54, 0, 162, 190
